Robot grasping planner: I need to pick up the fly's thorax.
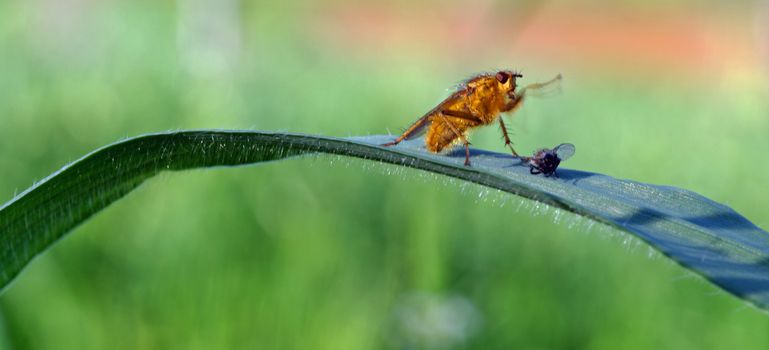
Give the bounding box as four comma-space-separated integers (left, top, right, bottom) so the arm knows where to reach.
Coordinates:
460, 81, 501, 123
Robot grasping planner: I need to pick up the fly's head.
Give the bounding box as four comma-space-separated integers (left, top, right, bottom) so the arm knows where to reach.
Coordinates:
495, 70, 522, 99
537, 152, 561, 175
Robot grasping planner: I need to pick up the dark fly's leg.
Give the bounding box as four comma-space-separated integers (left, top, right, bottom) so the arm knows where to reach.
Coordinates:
497, 118, 519, 157
437, 113, 474, 167
381, 115, 430, 147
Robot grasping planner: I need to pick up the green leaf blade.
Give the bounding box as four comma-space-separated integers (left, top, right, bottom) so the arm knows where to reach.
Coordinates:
1, 130, 768, 309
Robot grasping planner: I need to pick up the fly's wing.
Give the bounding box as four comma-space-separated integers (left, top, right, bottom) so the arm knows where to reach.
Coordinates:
519, 74, 563, 98
520, 148, 545, 163
401, 115, 430, 140
531, 147, 550, 158
553, 143, 576, 161
404, 90, 465, 141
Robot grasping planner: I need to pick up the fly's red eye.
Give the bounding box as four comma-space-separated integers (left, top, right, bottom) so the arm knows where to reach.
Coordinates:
496, 72, 509, 84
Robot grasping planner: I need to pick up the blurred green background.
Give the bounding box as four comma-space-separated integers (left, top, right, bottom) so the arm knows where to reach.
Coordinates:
1, 0, 769, 348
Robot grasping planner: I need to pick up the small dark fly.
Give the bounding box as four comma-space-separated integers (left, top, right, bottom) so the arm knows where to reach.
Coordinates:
522, 143, 575, 177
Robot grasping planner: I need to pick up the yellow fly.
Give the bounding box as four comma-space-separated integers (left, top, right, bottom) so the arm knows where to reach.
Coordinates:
383, 71, 562, 166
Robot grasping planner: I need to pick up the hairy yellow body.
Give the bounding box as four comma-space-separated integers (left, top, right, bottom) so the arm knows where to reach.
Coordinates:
383, 70, 560, 166
425, 73, 514, 152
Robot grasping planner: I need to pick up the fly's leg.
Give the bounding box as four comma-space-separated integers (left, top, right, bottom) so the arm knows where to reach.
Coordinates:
503, 93, 525, 114
521, 74, 563, 97
445, 109, 520, 157
437, 113, 474, 167
381, 115, 430, 147
463, 142, 470, 166
441, 110, 483, 124
503, 74, 562, 114
497, 118, 519, 157
439, 110, 485, 166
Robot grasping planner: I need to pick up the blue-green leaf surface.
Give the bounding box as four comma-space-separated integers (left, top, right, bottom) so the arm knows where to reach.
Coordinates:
1, 130, 768, 309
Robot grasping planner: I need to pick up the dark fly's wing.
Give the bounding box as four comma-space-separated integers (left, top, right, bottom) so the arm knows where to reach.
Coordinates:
530, 148, 549, 159
554, 143, 576, 161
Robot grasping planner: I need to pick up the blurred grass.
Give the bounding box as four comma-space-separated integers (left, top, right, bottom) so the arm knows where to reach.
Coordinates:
1, 0, 769, 349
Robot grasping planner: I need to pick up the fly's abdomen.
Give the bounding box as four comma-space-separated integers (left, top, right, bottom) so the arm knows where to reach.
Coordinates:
426, 115, 469, 152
